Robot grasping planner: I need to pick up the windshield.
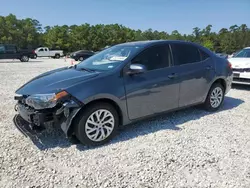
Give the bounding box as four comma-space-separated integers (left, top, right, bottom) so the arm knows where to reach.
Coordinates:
77, 45, 141, 71
233, 49, 250, 58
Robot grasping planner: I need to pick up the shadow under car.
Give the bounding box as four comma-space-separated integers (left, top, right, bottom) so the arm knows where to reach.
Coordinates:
13, 96, 244, 151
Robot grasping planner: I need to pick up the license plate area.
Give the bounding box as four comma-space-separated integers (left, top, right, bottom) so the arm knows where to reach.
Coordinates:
233, 73, 240, 78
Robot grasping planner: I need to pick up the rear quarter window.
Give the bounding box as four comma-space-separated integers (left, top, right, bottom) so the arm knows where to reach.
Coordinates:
199, 49, 210, 61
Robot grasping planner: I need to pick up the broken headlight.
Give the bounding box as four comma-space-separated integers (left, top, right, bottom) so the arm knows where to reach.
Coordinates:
25, 91, 68, 110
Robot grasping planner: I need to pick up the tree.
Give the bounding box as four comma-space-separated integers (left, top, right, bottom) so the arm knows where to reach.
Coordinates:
0, 14, 249, 54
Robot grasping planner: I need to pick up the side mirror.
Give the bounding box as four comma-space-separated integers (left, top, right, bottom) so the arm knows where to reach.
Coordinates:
127, 64, 147, 75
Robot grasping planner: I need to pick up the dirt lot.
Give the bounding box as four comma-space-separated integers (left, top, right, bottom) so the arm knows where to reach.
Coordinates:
0, 58, 250, 188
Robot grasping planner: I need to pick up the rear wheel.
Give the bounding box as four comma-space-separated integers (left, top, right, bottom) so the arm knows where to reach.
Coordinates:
20, 55, 29, 62
74, 103, 119, 146
203, 83, 225, 111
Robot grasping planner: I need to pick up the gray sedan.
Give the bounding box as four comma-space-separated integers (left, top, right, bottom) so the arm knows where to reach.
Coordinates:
14, 40, 233, 146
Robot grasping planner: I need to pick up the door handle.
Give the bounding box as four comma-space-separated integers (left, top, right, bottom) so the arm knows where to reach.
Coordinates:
168, 73, 178, 79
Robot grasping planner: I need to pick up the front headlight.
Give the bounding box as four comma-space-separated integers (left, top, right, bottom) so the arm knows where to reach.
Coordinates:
25, 91, 68, 110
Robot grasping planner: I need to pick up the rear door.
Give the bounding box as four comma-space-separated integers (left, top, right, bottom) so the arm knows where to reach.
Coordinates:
124, 44, 180, 120
170, 43, 215, 107
0, 45, 6, 59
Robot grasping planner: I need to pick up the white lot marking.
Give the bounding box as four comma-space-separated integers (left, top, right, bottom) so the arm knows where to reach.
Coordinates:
0, 58, 250, 187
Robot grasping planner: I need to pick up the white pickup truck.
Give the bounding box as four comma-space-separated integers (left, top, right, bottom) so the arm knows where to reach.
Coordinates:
34, 47, 64, 59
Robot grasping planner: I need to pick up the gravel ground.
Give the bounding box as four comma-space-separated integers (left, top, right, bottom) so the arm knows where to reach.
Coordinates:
0, 58, 250, 188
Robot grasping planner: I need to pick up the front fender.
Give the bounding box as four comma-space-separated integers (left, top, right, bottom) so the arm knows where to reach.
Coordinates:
61, 93, 129, 137
61, 108, 81, 137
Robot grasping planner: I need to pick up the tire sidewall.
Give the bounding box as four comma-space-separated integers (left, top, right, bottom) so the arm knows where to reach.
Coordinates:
74, 103, 119, 146
205, 83, 225, 111
20, 55, 29, 62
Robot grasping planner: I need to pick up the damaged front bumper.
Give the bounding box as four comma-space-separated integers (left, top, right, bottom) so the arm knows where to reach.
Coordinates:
14, 97, 81, 138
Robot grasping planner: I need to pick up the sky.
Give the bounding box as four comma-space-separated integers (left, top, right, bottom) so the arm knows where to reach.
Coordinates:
1, 0, 250, 34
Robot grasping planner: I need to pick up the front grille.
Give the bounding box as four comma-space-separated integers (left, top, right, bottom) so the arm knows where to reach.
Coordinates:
233, 77, 250, 83
232, 68, 250, 72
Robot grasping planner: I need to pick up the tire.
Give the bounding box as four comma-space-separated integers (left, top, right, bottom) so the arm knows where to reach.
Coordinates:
20, 55, 29, 62
203, 83, 225, 112
74, 102, 119, 146
79, 56, 84, 61
33, 54, 37, 59
55, 54, 60, 59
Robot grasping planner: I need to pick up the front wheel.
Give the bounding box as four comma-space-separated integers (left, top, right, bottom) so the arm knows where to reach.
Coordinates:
20, 55, 29, 62
74, 103, 119, 146
55, 54, 60, 59
203, 83, 225, 111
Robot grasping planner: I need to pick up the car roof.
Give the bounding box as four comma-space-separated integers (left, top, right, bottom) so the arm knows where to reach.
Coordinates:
244, 47, 250, 49
116, 40, 198, 48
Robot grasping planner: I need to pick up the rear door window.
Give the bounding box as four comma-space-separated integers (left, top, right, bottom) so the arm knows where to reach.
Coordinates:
171, 43, 201, 66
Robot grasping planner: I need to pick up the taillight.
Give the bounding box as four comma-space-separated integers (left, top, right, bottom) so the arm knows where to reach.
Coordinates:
227, 61, 232, 69
32, 50, 35, 54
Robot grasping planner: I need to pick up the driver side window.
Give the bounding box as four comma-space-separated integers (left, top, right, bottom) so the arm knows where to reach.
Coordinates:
39, 48, 44, 52
132, 44, 171, 71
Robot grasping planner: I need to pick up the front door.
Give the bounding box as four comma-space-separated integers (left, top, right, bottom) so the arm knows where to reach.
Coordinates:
44, 48, 50, 56
124, 44, 180, 120
171, 43, 215, 107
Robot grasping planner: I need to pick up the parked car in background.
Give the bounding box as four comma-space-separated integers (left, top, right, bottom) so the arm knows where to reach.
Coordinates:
228, 47, 250, 85
70, 50, 95, 61
95, 46, 112, 54
0, 44, 36, 62
14, 40, 233, 146
34, 47, 64, 59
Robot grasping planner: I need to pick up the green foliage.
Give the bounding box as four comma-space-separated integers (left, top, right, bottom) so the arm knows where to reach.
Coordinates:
202, 40, 214, 51
0, 14, 250, 54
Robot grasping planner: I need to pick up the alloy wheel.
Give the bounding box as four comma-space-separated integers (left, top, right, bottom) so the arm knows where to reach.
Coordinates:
85, 109, 115, 142
210, 87, 223, 108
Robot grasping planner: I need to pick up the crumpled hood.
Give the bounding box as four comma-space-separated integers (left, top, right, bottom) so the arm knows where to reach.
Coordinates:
16, 67, 99, 95
228, 58, 250, 68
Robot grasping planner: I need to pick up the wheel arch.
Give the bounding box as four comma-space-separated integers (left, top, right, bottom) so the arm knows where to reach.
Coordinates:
67, 97, 124, 137
211, 78, 227, 91
202, 77, 227, 103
